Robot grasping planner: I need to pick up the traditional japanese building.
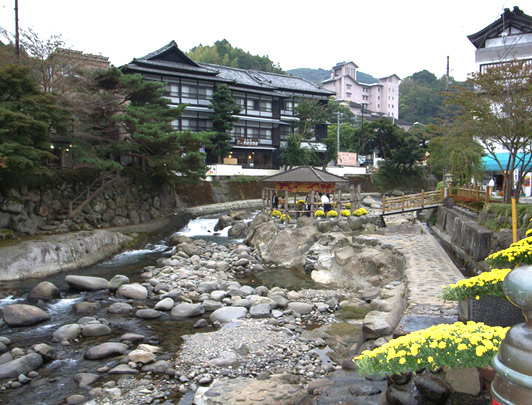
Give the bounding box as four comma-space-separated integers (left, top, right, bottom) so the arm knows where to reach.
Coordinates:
121, 41, 334, 169
468, 6, 532, 73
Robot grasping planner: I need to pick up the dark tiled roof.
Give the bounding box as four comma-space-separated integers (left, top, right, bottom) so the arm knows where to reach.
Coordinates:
468, 6, 532, 49
261, 166, 348, 183
122, 63, 232, 83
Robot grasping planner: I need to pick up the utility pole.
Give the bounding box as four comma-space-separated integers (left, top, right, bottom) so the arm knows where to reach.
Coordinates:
14, 0, 20, 60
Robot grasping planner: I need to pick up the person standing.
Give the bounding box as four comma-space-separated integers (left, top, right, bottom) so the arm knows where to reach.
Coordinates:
319, 192, 330, 212
272, 192, 279, 209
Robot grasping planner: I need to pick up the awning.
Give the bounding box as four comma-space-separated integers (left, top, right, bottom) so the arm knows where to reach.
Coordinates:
483, 153, 532, 172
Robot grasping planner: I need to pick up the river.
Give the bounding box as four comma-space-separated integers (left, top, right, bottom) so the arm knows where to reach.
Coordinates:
0, 212, 319, 405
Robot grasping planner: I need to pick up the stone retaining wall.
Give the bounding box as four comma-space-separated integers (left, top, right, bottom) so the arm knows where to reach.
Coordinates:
0, 180, 262, 238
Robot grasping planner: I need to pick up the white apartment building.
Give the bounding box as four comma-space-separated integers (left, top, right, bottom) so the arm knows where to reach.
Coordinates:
322, 61, 400, 119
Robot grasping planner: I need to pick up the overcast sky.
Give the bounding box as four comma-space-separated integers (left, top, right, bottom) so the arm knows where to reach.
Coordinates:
0, 0, 528, 82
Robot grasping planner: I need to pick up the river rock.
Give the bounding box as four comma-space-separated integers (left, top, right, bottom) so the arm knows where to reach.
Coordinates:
179, 242, 201, 257
108, 275, 130, 290
66, 394, 86, 405
108, 364, 138, 375
142, 360, 171, 374
32, 343, 57, 361
120, 333, 145, 343
363, 311, 393, 339
0, 353, 13, 365
210, 351, 238, 367
107, 302, 133, 314
2, 304, 50, 326
171, 303, 204, 320
135, 309, 161, 319
75, 372, 99, 388
53, 324, 81, 342
85, 342, 127, 360
65, 275, 109, 291
154, 297, 174, 311
228, 222, 247, 237
0, 353, 43, 379
260, 226, 319, 269
81, 324, 112, 337
210, 307, 247, 324
128, 349, 155, 364
116, 284, 148, 300
288, 302, 314, 315
202, 299, 224, 312
214, 215, 233, 231
168, 233, 192, 246
250, 303, 271, 318
28, 281, 61, 301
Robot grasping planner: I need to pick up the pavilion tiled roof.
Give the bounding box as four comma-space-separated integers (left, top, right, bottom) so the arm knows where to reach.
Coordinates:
261, 166, 348, 183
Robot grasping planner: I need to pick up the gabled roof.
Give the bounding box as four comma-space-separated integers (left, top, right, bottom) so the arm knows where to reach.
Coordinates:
261, 166, 348, 183
468, 6, 532, 49
333, 61, 359, 69
322, 73, 382, 87
123, 41, 333, 96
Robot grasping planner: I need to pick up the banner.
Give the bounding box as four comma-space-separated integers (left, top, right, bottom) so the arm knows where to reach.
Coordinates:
275, 182, 335, 193
337, 152, 358, 166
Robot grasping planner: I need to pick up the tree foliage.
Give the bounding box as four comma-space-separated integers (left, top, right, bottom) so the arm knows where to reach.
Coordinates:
453, 60, 532, 202
365, 118, 426, 174
208, 83, 241, 164
399, 70, 464, 124
279, 134, 318, 170
188, 39, 283, 73
295, 99, 328, 140
0, 64, 68, 185
71, 68, 209, 182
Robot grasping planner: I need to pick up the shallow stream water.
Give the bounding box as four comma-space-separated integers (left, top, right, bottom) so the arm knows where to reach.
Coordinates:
0, 213, 320, 405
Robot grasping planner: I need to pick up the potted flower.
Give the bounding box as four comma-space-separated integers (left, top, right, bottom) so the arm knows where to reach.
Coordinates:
270, 209, 282, 218
485, 235, 532, 267
345, 202, 351, 209
353, 208, 368, 217
314, 209, 325, 218
354, 321, 509, 376
327, 210, 339, 219
340, 209, 351, 217
280, 213, 290, 224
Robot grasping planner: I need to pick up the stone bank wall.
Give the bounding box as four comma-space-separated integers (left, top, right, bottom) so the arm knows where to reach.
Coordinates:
0, 179, 262, 238
433, 206, 515, 271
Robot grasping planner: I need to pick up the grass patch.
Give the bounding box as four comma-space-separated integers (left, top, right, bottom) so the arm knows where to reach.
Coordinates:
0, 234, 43, 248
479, 202, 532, 231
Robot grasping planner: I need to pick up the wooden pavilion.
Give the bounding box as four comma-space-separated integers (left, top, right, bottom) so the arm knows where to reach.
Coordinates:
261, 166, 359, 216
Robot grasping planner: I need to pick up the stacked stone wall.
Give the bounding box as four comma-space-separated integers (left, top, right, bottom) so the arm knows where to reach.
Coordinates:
0, 179, 262, 238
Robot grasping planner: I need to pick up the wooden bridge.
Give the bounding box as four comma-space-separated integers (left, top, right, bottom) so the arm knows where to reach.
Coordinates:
381, 189, 445, 216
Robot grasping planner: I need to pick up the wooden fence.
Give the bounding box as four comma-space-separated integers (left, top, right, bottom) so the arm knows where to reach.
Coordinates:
382, 189, 444, 215
455, 186, 490, 203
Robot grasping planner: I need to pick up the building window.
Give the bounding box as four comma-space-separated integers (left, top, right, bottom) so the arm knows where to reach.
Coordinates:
166, 83, 179, 97
259, 100, 272, 112
282, 100, 293, 112
346, 84, 352, 90
346, 92, 352, 97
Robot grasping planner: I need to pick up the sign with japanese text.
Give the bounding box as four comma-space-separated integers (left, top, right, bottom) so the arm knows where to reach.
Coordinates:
275, 182, 336, 193
236, 137, 259, 147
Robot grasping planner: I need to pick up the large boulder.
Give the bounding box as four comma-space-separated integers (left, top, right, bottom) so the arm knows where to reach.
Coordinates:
260, 226, 319, 270
2, 304, 50, 326
228, 222, 247, 237
171, 303, 204, 320
65, 275, 109, 291
210, 307, 247, 324
0, 353, 43, 380
214, 215, 233, 231
53, 324, 81, 342
116, 283, 148, 300
28, 281, 61, 301
85, 342, 127, 360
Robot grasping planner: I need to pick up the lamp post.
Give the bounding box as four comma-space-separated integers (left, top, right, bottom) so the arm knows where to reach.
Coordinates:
491, 265, 532, 404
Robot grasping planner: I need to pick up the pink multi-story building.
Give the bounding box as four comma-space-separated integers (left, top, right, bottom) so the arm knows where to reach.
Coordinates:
322, 61, 400, 119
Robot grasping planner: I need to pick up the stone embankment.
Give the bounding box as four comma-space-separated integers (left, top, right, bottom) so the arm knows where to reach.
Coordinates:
0, 200, 262, 281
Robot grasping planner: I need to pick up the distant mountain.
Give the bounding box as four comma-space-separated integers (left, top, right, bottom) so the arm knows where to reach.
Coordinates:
287, 67, 380, 86
286, 68, 330, 84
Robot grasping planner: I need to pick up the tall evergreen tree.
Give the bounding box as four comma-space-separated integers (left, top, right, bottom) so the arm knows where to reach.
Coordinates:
0, 64, 68, 185
208, 84, 240, 163
71, 68, 209, 182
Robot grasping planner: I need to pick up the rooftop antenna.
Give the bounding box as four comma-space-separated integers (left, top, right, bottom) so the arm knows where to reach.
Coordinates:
14, 0, 20, 60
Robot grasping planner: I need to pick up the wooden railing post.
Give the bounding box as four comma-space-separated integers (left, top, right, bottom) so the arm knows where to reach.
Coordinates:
382, 196, 386, 214
421, 189, 425, 208
401, 193, 405, 212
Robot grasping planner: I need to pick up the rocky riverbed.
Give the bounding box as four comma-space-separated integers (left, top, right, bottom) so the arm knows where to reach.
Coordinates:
0, 207, 473, 404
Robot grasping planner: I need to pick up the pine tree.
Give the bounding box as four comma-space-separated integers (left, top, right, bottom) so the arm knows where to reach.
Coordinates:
0, 64, 68, 185
208, 84, 241, 163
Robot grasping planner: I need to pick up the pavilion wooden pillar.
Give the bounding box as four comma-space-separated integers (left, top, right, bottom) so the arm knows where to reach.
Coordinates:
284, 190, 288, 211
311, 190, 315, 213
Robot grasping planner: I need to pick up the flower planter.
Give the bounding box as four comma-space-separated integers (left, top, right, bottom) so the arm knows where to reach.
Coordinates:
458, 295, 524, 327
